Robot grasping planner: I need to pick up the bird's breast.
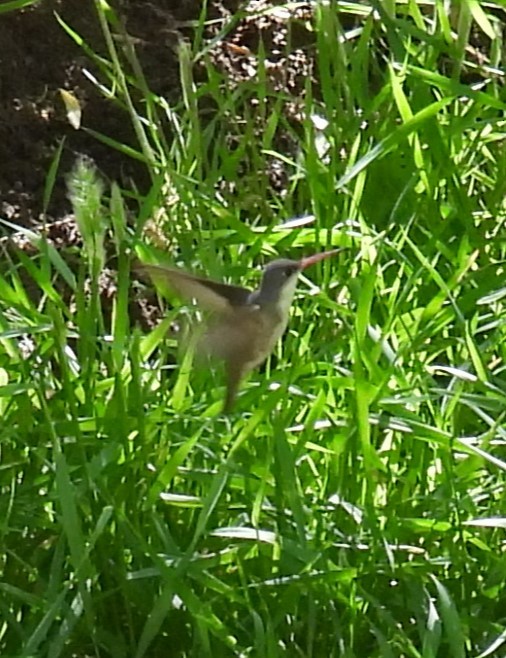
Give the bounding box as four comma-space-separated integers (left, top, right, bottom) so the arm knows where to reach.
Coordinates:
201, 304, 288, 372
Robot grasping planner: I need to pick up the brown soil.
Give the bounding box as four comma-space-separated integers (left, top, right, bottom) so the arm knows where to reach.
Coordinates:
0, 0, 208, 227
0, 0, 321, 227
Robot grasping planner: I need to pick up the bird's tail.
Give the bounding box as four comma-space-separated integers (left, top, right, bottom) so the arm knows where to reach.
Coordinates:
223, 365, 244, 414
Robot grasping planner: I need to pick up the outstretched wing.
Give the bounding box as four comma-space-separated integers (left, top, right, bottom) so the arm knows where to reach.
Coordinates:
137, 262, 252, 313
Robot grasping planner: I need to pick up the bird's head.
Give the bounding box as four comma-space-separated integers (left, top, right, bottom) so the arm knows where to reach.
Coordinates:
254, 249, 340, 314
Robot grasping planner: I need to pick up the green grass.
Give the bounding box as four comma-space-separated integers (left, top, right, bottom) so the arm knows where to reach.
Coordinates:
1, 0, 506, 656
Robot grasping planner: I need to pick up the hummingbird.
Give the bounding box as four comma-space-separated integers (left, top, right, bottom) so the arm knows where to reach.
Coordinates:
139, 249, 339, 413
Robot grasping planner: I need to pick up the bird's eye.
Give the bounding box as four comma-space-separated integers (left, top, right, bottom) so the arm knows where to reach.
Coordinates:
284, 266, 297, 278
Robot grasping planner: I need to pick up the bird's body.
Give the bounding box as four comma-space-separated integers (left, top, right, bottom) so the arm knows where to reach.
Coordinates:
140, 251, 338, 412
202, 301, 285, 411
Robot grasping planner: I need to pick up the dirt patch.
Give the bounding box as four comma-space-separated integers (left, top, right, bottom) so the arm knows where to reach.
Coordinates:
0, 0, 330, 230
0, 0, 206, 228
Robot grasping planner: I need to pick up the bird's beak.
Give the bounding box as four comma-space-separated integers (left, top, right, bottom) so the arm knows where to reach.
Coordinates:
299, 248, 342, 270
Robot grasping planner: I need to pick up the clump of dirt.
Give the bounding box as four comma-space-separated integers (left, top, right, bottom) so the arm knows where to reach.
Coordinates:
0, 0, 204, 228
0, 0, 332, 229
203, 2, 318, 200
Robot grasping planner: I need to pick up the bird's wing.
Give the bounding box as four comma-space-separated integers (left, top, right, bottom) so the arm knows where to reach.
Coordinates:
138, 263, 252, 313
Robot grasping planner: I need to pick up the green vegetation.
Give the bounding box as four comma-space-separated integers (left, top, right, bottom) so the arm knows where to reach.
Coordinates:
0, 0, 39, 14
1, 1, 506, 656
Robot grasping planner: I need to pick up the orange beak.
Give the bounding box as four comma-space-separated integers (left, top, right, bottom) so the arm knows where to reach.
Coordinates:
299, 248, 342, 270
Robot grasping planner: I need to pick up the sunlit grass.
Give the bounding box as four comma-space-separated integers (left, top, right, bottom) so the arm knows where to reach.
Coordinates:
1, 0, 506, 656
